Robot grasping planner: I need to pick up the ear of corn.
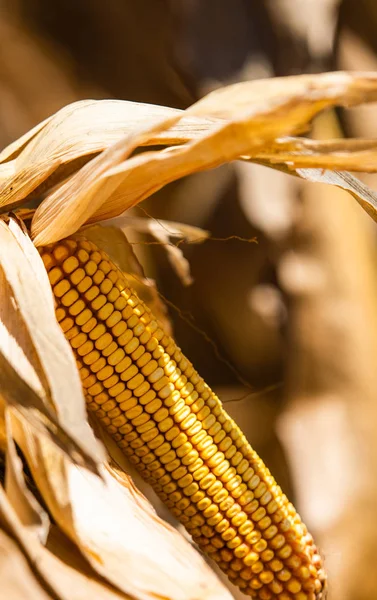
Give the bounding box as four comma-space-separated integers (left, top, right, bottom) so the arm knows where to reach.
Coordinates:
39, 236, 326, 600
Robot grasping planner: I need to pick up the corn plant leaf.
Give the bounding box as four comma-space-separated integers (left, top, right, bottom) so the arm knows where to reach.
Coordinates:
12, 418, 232, 600
102, 214, 210, 242
5, 411, 50, 543
0, 114, 52, 163
0, 100, 216, 210
31, 115, 181, 245
99, 215, 209, 285
28, 71, 377, 246
243, 137, 377, 172
0, 395, 6, 455
81, 222, 147, 277
45, 526, 133, 600
0, 527, 53, 600
0, 218, 104, 470
296, 169, 377, 221
0, 482, 133, 600
248, 154, 377, 223
186, 72, 377, 119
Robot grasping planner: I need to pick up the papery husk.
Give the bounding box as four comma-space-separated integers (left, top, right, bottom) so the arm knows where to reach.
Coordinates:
96, 215, 209, 286
11, 414, 232, 600
0, 481, 132, 600
0, 73, 374, 244
0, 217, 104, 471
28, 72, 377, 245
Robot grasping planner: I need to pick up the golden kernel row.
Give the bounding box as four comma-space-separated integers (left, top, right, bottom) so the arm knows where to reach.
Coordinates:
40, 237, 326, 600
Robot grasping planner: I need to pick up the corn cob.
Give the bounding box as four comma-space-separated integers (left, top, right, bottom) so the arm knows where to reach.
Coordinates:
39, 235, 326, 600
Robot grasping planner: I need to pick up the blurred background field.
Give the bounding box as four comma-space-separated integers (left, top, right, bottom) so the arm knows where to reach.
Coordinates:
2, 1, 377, 598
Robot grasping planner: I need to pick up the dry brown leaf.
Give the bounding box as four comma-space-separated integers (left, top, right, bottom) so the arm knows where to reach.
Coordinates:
0, 527, 53, 600
5, 412, 49, 542
31, 115, 181, 244
0, 114, 52, 163
12, 417, 232, 600
45, 526, 133, 600
0, 72, 374, 241
82, 222, 147, 277
186, 72, 377, 119
246, 137, 377, 171
0, 217, 104, 470
0, 482, 132, 600
249, 156, 377, 223
0, 100, 215, 210
297, 169, 377, 221
102, 215, 209, 285
104, 214, 210, 242
0, 395, 6, 455
29, 71, 377, 245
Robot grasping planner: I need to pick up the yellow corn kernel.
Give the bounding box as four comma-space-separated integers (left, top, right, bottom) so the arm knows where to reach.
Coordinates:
40, 237, 326, 600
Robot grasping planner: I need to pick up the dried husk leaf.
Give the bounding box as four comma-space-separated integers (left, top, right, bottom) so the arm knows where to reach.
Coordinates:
0, 483, 132, 600
82, 223, 146, 276
31, 116, 181, 245
0, 72, 375, 241
29, 71, 377, 245
247, 137, 377, 171
0, 218, 104, 470
0, 527, 52, 600
104, 215, 210, 243
100, 215, 209, 285
297, 169, 377, 221
250, 155, 377, 222
0, 395, 6, 455
12, 417, 232, 600
5, 412, 49, 543
186, 72, 377, 119
45, 526, 133, 600
0, 100, 215, 209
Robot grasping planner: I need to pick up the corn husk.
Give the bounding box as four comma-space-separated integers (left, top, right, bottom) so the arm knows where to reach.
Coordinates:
0, 217, 231, 599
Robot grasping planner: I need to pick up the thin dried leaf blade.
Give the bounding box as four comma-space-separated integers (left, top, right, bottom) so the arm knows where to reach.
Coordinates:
249, 137, 377, 172
297, 168, 377, 222
0, 528, 53, 600
0, 218, 104, 470
187, 71, 377, 119
13, 421, 232, 600
5, 411, 50, 543
100, 215, 209, 285
32, 114, 181, 244
0, 484, 132, 600
0, 100, 215, 210
82, 223, 146, 276
31, 71, 377, 245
